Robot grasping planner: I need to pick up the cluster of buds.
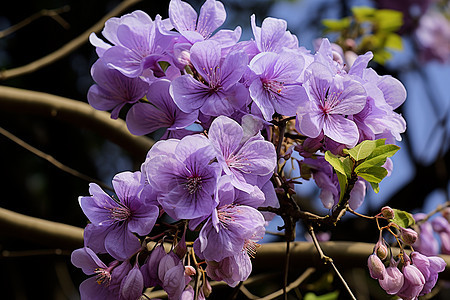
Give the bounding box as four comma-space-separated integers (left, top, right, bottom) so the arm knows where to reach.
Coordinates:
367, 207, 446, 298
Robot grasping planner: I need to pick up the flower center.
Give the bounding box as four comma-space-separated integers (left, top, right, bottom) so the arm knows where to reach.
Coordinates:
109, 205, 131, 221
262, 79, 284, 99
226, 154, 251, 172
217, 205, 237, 227
94, 268, 112, 285
243, 240, 261, 258
186, 176, 203, 194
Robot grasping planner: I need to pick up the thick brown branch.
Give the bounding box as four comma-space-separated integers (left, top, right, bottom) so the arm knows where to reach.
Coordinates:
0, 207, 83, 249
0, 85, 153, 159
0, 0, 142, 80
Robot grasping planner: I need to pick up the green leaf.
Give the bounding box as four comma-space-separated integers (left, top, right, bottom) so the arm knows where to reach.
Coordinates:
343, 140, 378, 161
352, 6, 376, 22
322, 17, 352, 32
337, 171, 348, 203
355, 144, 400, 172
391, 209, 415, 228
305, 291, 339, 300
342, 156, 353, 178
370, 182, 380, 193
324, 151, 346, 175
357, 166, 388, 183
385, 33, 403, 50
375, 9, 403, 32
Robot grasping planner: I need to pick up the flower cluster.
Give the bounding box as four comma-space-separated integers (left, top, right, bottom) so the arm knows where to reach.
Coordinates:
71, 0, 420, 299
367, 207, 447, 299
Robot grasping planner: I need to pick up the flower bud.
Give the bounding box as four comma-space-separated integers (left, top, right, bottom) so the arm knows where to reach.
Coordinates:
202, 277, 212, 298
381, 206, 395, 219
184, 266, 196, 276
431, 216, 449, 233
396, 259, 425, 300
378, 257, 404, 295
400, 227, 418, 245
368, 253, 386, 280
376, 243, 389, 260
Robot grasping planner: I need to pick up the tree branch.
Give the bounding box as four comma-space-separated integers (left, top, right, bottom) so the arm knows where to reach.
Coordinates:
0, 85, 154, 159
0, 207, 84, 249
0, 0, 142, 80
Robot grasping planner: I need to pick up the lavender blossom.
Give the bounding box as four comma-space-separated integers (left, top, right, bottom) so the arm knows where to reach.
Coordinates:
79, 171, 159, 260
144, 134, 221, 220
248, 50, 308, 120
88, 58, 149, 119
126, 79, 198, 138
396, 254, 426, 300
296, 62, 367, 147
250, 15, 298, 53
71, 247, 123, 299
170, 40, 249, 116
208, 116, 276, 193
169, 0, 241, 46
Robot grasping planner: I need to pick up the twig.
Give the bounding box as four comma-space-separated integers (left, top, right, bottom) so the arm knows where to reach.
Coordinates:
0, 85, 154, 159
307, 224, 357, 300
239, 285, 259, 300
0, 0, 142, 80
258, 268, 316, 300
283, 240, 290, 300
0, 126, 113, 192
416, 201, 450, 225
0, 6, 71, 38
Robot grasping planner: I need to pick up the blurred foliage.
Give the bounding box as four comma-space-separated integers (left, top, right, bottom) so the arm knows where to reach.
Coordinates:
323, 6, 403, 64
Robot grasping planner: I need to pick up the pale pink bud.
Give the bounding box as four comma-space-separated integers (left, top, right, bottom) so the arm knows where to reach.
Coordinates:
202, 277, 212, 298
184, 266, 196, 276
400, 227, 418, 245
378, 258, 404, 295
368, 253, 386, 280
381, 206, 395, 219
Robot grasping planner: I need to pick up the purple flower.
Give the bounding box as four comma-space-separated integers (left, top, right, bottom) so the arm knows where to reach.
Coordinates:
396, 255, 426, 300
296, 62, 367, 147
169, 0, 241, 46
170, 40, 249, 116
158, 252, 190, 300
126, 79, 198, 137
411, 251, 446, 295
250, 15, 298, 53
208, 116, 277, 193
378, 257, 404, 295
368, 253, 386, 280
120, 262, 144, 300
194, 177, 266, 262
144, 134, 221, 220
71, 247, 122, 299
415, 11, 450, 63
248, 50, 308, 120
100, 12, 174, 78
79, 171, 159, 260
88, 58, 149, 119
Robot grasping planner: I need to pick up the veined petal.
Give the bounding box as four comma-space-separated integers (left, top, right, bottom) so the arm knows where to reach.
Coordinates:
105, 225, 141, 260
273, 84, 308, 117
220, 50, 248, 90
71, 247, 107, 275
330, 76, 366, 115
209, 116, 243, 159
126, 102, 171, 135
190, 40, 222, 83
323, 114, 359, 147
169, 0, 197, 32
112, 171, 142, 207
170, 75, 210, 113
197, 0, 226, 38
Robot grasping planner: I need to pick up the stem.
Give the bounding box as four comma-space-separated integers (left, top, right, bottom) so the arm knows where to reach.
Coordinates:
0, 126, 113, 192
347, 206, 376, 220
307, 224, 357, 300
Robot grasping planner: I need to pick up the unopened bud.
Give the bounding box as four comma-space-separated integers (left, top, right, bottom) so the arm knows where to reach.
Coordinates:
381, 206, 395, 219
400, 227, 418, 245
202, 277, 212, 298
368, 253, 386, 280
376, 243, 389, 260
184, 266, 196, 276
